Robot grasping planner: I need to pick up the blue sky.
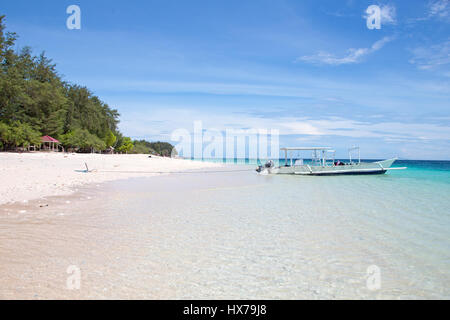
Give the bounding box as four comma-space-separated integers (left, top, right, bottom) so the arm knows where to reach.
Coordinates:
1, 0, 449, 159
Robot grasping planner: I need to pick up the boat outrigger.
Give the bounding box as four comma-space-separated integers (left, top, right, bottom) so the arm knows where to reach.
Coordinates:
256, 147, 406, 176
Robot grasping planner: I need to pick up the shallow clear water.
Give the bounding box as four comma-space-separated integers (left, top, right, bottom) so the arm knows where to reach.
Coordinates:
0, 161, 449, 299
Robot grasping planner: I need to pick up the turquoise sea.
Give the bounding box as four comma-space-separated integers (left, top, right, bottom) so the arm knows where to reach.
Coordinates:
1, 159, 449, 299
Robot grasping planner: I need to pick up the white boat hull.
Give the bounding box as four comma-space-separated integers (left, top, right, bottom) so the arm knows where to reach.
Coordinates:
268, 158, 397, 176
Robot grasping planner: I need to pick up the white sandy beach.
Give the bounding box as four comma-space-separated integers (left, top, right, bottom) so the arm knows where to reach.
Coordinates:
0, 152, 221, 205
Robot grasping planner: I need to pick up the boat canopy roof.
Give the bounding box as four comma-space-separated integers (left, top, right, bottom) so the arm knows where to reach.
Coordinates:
280, 147, 332, 151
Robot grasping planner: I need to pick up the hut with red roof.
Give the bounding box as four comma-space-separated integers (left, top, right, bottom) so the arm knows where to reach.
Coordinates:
41, 135, 61, 152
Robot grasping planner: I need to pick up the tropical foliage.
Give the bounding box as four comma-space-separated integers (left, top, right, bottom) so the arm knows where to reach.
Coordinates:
59, 129, 106, 152
0, 15, 174, 154
131, 140, 176, 156
0, 121, 41, 149
117, 137, 134, 154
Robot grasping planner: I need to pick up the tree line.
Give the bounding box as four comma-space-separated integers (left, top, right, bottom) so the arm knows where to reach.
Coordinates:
0, 15, 174, 156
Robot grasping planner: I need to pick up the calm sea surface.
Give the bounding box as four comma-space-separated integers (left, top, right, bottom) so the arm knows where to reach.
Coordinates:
0, 160, 449, 299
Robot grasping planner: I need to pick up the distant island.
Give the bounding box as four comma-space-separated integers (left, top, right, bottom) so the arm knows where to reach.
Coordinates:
0, 15, 174, 156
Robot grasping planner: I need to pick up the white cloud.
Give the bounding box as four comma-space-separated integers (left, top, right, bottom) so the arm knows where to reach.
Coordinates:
428, 0, 450, 19
409, 39, 450, 72
380, 4, 397, 25
298, 37, 394, 65
413, 0, 450, 22
120, 106, 450, 144
281, 118, 450, 141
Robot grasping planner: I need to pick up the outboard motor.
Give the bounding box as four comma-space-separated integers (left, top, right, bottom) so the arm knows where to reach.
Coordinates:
256, 160, 274, 173
265, 160, 274, 169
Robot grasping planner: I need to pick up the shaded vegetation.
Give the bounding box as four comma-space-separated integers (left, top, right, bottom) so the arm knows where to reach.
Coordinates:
131, 140, 176, 156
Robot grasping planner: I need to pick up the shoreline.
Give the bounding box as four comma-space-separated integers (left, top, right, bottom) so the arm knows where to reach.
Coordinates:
0, 152, 222, 206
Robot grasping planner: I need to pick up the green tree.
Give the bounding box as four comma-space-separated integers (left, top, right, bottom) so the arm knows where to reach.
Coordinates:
11, 121, 41, 147
59, 130, 79, 149
0, 121, 11, 149
129, 139, 176, 155
0, 121, 40, 149
60, 128, 106, 152
104, 130, 116, 148
117, 137, 133, 154
148, 141, 174, 156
